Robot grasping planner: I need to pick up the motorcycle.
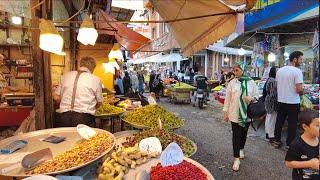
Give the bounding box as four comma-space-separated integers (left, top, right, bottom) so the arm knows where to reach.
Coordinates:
196, 89, 206, 109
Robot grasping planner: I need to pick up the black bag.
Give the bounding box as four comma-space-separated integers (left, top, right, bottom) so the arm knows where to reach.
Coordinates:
247, 97, 266, 131
247, 97, 266, 119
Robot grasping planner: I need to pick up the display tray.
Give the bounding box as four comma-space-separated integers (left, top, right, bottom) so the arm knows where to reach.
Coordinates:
104, 98, 121, 104
0, 127, 115, 177
114, 130, 197, 157
122, 118, 184, 130
95, 110, 125, 119
123, 157, 214, 180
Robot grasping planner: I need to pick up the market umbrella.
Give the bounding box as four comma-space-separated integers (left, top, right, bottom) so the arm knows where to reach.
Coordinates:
150, 0, 256, 56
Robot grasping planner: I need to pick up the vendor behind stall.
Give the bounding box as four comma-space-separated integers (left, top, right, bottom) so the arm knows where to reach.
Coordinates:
53, 56, 103, 127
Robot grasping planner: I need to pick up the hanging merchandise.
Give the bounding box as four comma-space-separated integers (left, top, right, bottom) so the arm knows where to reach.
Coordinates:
262, 34, 280, 53
256, 55, 264, 68
252, 42, 264, 68
312, 30, 319, 56
271, 34, 280, 52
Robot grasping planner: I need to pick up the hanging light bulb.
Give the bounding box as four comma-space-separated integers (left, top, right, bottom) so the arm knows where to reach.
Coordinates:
284, 52, 289, 57
238, 48, 246, 56
108, 43, 124, 61
39, 19, 66, 55
224, 55, 229, 62
11, 16, 22, 25
103, 61, 120, 74
268, 52, 276, 62
77, 14, 98, 46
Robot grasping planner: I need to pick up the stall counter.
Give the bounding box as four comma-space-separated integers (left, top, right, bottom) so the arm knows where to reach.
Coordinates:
0, 106, 32, 126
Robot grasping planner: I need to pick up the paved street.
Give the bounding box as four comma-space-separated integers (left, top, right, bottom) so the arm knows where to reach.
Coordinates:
158, 97, 291, 180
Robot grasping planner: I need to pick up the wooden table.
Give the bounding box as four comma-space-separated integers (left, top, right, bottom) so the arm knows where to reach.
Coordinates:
95, 112, 125, 133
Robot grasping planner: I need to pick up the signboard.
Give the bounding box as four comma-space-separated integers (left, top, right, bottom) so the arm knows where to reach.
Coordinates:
245, 0, 319, 32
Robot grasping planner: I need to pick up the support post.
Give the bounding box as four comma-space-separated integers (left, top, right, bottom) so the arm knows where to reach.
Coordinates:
31, 0, 46, 130
204, 50, 208, 77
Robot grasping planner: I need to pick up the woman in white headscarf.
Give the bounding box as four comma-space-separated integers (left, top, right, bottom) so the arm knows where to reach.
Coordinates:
223, 62, 259, 171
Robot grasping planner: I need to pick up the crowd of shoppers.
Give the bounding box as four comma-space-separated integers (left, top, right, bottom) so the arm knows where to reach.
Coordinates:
222, 51, 319, 179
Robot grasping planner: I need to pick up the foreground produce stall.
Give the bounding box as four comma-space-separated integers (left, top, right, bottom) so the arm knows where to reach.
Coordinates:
0, 101, 214, 180
0, 127, 115, 178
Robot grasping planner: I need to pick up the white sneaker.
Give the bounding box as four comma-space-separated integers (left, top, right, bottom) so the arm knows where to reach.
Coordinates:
232, 158, 240, 171
240, 149, 244, 159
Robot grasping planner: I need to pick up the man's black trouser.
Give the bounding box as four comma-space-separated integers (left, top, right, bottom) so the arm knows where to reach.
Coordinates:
274, 102, 300, 146
55, 111, 95, 127
231, 122, 250, 158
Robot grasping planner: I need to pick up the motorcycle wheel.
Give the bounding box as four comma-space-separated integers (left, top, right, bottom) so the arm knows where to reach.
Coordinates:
198, 99, 204, 109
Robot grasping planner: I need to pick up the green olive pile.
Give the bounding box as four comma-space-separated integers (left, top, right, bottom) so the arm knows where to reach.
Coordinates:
123, 105, 184, 129
122, 129, 195, 157
96, 102, 124, 116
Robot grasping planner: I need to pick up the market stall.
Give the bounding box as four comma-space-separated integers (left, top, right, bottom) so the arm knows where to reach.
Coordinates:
167, 82, 196, 104
0, 104, 215, 179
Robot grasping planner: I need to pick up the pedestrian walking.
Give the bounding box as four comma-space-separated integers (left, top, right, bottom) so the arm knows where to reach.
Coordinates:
285, 110, 319, 180
223, 62, 259, 171
123, 71, 132, 95
264, 66, 278, 141
131, 71, 139, 93
114, 75, 124, 95
272, 51, 304, 148
153, 74, 162, 102
138, 71, 145, 94
149, 72, 156, 93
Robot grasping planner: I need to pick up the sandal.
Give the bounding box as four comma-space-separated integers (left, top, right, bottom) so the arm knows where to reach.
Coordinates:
240, 150, 244, 159
232, 158, 240, 171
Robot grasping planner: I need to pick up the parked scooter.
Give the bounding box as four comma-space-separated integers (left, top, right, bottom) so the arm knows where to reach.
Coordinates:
196, 89, 206, 109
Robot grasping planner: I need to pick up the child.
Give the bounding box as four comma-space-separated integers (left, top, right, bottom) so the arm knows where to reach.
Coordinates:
285, 110, 319, 180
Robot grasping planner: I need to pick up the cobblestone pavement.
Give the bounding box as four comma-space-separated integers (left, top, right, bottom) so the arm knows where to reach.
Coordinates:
158, 98, 291, 180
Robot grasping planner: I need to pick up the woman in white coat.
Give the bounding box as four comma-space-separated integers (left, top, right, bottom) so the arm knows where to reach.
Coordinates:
223, 62, 259, 171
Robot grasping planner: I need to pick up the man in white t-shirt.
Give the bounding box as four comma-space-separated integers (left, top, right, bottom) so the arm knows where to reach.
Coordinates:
271, 51, 304, 148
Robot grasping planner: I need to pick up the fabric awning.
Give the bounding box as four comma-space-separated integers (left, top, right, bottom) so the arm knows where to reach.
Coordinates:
97, 9, 150, 53
130, 53, 183, 64
150, 0, 255, 57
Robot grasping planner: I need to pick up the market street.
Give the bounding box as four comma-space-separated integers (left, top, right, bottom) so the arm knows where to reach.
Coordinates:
158, 98, 291, 180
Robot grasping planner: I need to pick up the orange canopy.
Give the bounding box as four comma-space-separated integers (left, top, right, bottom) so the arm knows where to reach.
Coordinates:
150, 0, 256, 56
97, 9, 150, 53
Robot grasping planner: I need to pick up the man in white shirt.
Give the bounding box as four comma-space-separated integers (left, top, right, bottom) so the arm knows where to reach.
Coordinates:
53, 57, 103, 127
272, 51, 304, 148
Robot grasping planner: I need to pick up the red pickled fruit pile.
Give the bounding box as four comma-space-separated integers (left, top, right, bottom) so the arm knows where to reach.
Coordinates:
150, 160, 207, 180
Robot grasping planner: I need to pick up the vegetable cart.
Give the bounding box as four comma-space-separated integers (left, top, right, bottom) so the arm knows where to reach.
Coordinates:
167, 86, 195, 104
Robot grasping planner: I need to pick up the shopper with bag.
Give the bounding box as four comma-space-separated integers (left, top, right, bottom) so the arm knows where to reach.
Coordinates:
264, 66, 278, 142
272, 51, 304, 149
223, 62, 259, 171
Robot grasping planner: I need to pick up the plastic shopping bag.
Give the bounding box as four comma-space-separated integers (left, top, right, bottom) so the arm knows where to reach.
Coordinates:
300, 95, 313, 111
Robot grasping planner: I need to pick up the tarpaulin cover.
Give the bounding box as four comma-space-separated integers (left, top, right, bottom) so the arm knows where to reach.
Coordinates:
151, 0, 255, 56
97, 9, 150, 53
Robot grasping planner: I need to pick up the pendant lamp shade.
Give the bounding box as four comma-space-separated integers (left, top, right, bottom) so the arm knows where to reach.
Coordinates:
108, 43, 124, 61
103, 61, 120, 74
77, 15, 98, 46
39, 19, 66, 55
